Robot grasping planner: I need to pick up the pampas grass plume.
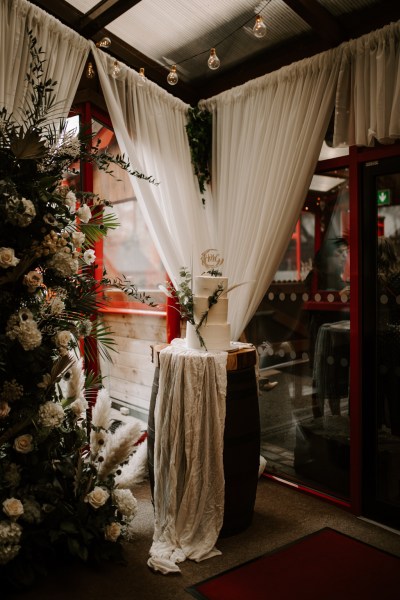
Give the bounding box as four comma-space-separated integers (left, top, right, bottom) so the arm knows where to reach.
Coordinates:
115, 438, 148, 490
97, 420, 142, 479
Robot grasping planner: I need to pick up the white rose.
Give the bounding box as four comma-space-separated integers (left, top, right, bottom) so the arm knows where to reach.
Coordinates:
84, 486, 110, 509
77, 204, 92, 223
3, 498, 24, 519
23, 270, 43, 292
13, 434, 34, 454
83, 249, 96, 265
0, 247, 20, 269
104, 522, 122, 542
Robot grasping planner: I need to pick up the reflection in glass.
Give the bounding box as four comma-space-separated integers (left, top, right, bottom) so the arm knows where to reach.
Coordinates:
245, 167, 350, 498
376, 172, 400, 507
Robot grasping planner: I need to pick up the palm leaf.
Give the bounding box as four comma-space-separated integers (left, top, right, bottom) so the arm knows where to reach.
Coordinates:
79, 212, 119, 246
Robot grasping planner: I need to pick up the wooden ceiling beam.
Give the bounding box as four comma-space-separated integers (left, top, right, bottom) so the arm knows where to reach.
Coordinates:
78, 0, 143, 38
282, 0, 345, 47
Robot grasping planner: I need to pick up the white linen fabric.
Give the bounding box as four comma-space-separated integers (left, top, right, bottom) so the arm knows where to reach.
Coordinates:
202, 49, 341, 339
334, 21, 400, 147
148, 339, 227, 574
0, 0, 89, 119
93, 21, 400, 341
91, 45, 215, 286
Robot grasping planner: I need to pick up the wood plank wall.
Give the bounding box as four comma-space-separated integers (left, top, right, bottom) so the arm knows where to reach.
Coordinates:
99, 312, 167, 424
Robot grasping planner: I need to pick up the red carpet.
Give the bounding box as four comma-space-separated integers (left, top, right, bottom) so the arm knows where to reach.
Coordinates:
186, 528, 400, 600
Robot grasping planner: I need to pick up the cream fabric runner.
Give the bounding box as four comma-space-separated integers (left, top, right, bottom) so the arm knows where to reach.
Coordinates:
148, 338, 228, 574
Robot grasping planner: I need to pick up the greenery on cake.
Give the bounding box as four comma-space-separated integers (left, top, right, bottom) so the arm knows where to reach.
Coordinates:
162, 268, 225, 350
0, 31, 155, 591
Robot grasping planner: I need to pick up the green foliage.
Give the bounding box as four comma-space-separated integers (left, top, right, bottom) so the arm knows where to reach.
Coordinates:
185, 106, 212, 205
0, 30, 152, 592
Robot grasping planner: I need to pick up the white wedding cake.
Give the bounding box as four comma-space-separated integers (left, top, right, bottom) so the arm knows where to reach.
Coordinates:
186, 251, 231, 351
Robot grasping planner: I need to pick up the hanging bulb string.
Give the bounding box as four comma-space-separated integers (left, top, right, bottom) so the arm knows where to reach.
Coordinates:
172, 0, 271, 68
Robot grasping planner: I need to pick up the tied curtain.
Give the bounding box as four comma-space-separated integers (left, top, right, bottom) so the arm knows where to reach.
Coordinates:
201, 51, 340, 338
0, 0, 89, 119
94, 45, 339, 340
92, 45, 215, 284
93, 21, 400, 340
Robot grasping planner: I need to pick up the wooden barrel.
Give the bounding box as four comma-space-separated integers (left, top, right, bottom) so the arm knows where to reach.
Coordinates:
147, 344, 260, 537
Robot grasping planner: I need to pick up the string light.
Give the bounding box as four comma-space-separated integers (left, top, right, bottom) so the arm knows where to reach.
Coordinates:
207, 48, 221, 70
96, 37, 111, 48
85, 61, 96, 79
167, 65, 179, 85
111, 60, 121, 78
252, 15, 267, 38
137, 67, 146, 86
165, 0, 272, 84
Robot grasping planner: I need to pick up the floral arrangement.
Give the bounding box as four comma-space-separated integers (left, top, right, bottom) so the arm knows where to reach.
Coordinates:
0, 32, 154, 591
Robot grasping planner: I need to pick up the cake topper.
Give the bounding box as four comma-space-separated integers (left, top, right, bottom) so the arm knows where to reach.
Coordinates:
201, 249, 224, 276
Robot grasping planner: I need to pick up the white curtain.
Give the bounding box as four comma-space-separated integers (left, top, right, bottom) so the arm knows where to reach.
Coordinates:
334, 21, 400, 147
92, 45, 215, 285
202, 50, 341, 339
0, 0, 89, 119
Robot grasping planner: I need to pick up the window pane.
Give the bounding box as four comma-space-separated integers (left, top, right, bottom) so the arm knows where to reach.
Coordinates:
91, 119, 165, 303
245, 167, 351, 498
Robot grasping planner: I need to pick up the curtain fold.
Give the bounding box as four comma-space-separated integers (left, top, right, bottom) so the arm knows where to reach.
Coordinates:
0, 0, 89, 120
202, 50, 341, 339
93, 20, 400, 341
92, 45, 215, 286
334, 21, 400, 147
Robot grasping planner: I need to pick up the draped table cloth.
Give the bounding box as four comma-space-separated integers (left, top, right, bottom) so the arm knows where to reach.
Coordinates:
147, 338, 257, 574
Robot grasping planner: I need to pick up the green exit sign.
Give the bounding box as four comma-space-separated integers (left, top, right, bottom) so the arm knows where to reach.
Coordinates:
377, 189, 391, 206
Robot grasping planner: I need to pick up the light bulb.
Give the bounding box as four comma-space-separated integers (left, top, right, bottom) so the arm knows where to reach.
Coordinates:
86, 61, 96, 79
167, 65, 179, 85
138, 67, 146, 87
111, 60, 121, 78
96, 37, 111, 48
253, 15, 267, 38
207, 48, 220, 70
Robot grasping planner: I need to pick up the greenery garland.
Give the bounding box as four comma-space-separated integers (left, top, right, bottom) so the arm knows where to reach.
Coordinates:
185, 106, 212, 205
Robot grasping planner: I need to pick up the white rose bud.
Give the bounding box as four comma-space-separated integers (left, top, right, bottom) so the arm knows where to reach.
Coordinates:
3, 498, 24, 519
13, 434, 34, 454
84, 486, 110, 509
0, 247, 20, 269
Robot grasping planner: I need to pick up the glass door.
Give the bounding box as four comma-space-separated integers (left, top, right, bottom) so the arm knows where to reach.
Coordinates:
245, 163, 351, 499
362, 156, 400, 529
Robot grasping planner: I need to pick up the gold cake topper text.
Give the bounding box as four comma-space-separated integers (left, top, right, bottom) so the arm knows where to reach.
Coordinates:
200, 249, 224, 271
